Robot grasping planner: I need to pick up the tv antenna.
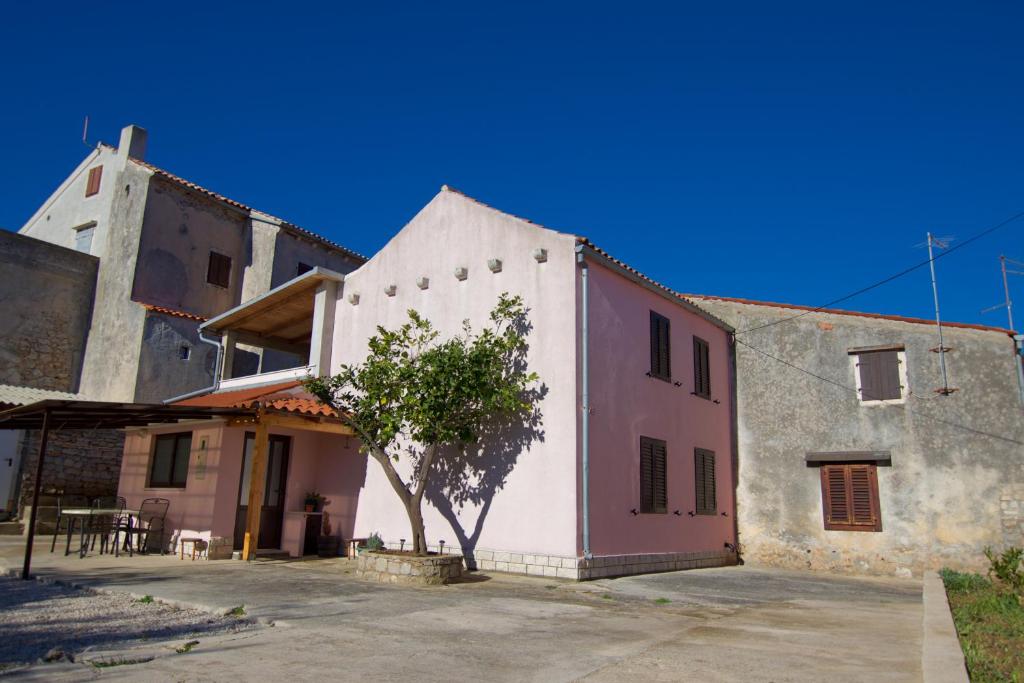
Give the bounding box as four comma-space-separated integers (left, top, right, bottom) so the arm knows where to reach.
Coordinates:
982, 255, 1024, 405
926, 233, 956, 395
82, 116, 94, 149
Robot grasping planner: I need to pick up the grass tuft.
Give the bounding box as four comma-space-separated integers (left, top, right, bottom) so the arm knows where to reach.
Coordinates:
653, 597, 671, 605
228, 605, 246, 617
135, 595, 154, 604
940, 568, 1024, 682
176, 640, 199, 654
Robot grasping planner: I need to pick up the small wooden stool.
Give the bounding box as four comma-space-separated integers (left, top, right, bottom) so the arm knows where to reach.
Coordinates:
347, 538, 368, 559
179, 537, 208, 560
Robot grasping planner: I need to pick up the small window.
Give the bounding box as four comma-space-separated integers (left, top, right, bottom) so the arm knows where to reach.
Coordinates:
296, 262, 313, 277
178, 344, 191, 360
74, 225, 95, 254
820, 463, 882, 532
640, 436, 667, 514
851, 346, 904, 402
85, 166, 103, 197
649, 311, 671, 381
693, 336, 711, 399
694, 448, 716, 515
207, 251, 232, 288
149, 432, 192, 488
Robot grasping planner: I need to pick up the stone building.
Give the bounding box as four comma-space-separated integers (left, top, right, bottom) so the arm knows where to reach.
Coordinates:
4, 124, 366, 517
690, 295, 1024, 577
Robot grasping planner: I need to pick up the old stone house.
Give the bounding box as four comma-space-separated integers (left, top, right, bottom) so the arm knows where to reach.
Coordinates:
690, 295, 1024, 576
3, 124, 365, 518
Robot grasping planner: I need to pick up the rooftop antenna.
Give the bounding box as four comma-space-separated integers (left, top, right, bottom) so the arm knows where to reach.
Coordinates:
982, 255, 1024, 405
927, 232, 956, 395
81, 116, 93, 149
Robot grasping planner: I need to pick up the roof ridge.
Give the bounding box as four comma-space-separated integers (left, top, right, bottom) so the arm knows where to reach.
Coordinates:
129, 157, 368, 262
687, 294, 1016, 335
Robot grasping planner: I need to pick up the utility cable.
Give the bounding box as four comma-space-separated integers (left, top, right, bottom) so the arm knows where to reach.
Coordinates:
734, 210, 1024, 336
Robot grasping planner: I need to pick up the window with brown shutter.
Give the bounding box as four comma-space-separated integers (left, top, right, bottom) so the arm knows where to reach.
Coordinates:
693, 336, 711, 399
649, 312, 671, 381
694, 448, 716, 515
851, 346, 903, 401
85, 166, 103, 197
207, 251, 232, 288
640, 436, 667, 514
820, 463, 882, 531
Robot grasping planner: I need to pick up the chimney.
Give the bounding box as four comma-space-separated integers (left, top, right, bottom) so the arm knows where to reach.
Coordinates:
118, 124, 148, 161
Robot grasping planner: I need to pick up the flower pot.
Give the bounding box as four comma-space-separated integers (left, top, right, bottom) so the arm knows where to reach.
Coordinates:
304, 504, 314, 513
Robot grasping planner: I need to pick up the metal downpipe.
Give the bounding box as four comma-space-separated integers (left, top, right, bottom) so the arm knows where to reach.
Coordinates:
577, 248, 592, 560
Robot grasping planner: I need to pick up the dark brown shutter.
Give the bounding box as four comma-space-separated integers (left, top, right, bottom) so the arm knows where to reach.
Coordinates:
649, 312, 671, 380
820, 463, 882, 531
652, 440, 667, 513
207, 252, 231, 287
640, 438, 654, 513
694, 448, 716, 514
858, 350, 901, 401
85, 166, 103, 197
693, 337, 710, 398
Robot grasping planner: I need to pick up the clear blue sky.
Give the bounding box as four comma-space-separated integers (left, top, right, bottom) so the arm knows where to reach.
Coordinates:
2, 2, 1021, 328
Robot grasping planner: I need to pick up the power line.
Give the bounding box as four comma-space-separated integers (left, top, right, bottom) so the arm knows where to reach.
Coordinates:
733, 337, 1024, 446
734, 209, 1024, 336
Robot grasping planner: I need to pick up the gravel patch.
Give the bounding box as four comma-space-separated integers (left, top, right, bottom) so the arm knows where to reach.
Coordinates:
0, 575, 256, 670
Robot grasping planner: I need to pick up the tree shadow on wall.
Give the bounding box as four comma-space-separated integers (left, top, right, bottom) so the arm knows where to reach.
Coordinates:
422, 312, 547, 570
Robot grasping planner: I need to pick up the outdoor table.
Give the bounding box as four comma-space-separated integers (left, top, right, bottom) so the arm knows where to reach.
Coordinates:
56, 508, 140, 557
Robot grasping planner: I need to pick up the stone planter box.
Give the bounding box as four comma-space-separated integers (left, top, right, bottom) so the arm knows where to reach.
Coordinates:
355, 551, 464, 585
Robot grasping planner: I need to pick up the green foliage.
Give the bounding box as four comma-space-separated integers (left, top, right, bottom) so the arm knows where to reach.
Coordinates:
365, 532, 384, 551
940, 567, 1024, 681
305, 293, 540, 554
135, 595, 154, 604
176, 640, 199, 654
984, 546, 1024, 596
228, 605, 246, 617
653, 597, 671, 605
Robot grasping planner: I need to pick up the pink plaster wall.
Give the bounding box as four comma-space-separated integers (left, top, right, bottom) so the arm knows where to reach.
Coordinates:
583, 261, 736, 556
119, 423, 364, 555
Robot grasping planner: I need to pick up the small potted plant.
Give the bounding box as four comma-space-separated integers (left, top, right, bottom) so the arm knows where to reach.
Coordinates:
317, 512, 340, 558
304, 491, 324, 513
357, 532, 384, 556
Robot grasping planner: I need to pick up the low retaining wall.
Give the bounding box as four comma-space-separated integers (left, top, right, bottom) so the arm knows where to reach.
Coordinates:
470, 548, 736, 580
356, 551, 464, 585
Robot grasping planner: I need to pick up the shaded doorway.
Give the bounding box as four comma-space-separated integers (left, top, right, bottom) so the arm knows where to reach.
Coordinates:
234, 433, 290, 551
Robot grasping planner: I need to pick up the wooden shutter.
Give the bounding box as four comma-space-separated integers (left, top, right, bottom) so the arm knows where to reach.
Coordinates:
649, 312, 671, 381
85, 166, 103, 197
820, 463, 882, 531
207, 252, 231, 287
640, 437, 667, 514
693, 337, 710, 398
694, 448, 716, 514
857, 350, 902, 401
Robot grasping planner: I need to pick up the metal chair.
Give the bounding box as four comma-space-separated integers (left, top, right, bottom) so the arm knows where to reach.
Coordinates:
50, 494, 89, 553
120, 498, 169, 556
80, 496, 125, 558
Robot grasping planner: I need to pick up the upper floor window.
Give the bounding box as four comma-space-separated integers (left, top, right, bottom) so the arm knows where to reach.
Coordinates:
296, 262, 313, 277
73, 223, 95, 255
149, 432, 192, 488
85, 166, 103, 197
207, 251, 232, 288
640, 436, 668, 514
693, 336, 711, 399
850, 345, 905, 403
649, 311, 671, 381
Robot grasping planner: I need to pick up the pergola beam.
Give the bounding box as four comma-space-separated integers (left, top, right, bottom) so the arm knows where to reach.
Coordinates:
242, 420, 269, 561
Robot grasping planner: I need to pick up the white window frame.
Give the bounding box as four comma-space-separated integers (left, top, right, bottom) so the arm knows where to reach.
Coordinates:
850, 349, 909, 406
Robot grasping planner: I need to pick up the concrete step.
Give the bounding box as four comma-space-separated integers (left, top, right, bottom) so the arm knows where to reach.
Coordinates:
0, 521, 24, 536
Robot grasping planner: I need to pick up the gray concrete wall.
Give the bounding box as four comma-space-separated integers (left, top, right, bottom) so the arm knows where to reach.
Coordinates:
692, 298, 1024, 577
133, 311, 219, 404
0, 230, 98, 392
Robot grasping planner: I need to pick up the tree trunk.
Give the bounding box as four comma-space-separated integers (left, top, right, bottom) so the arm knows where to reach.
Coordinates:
358, 437, 438, 557
406, 503, 427, 555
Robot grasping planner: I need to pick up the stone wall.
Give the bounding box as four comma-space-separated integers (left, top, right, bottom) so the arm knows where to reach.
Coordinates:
0, 231, 98, 392
17, 429, 125, 515
356, 551, 464, 585
1002, 484, 1024, 548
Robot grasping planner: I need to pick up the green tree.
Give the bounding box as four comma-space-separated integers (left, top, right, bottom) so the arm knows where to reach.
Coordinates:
305, 293, 539, 556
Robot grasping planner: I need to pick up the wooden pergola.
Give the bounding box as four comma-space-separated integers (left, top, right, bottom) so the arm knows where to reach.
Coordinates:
0, 400, 254, 579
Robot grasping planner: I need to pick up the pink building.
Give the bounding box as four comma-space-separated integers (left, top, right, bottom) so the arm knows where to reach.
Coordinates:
118, 187, 738, 578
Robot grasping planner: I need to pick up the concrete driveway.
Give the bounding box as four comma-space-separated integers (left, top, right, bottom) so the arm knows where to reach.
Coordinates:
0, 538, 922, 681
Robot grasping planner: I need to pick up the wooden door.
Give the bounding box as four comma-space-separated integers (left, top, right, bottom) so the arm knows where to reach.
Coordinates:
234, 433, 291, 551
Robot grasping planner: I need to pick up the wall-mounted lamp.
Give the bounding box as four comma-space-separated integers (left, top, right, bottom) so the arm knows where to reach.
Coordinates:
416, 277, 430, 290
533, 248, 548, 263
384, 284, 397, 297
438, 539, 446, 555
713, 399, 721, 405
454, 267, 468, 281
348, 293, 360, 305
687, 511, 695, 517
721, 511, 728, 517
673, 510, 682, 516
630, 508, 639, 516
487, 258, 503, 273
